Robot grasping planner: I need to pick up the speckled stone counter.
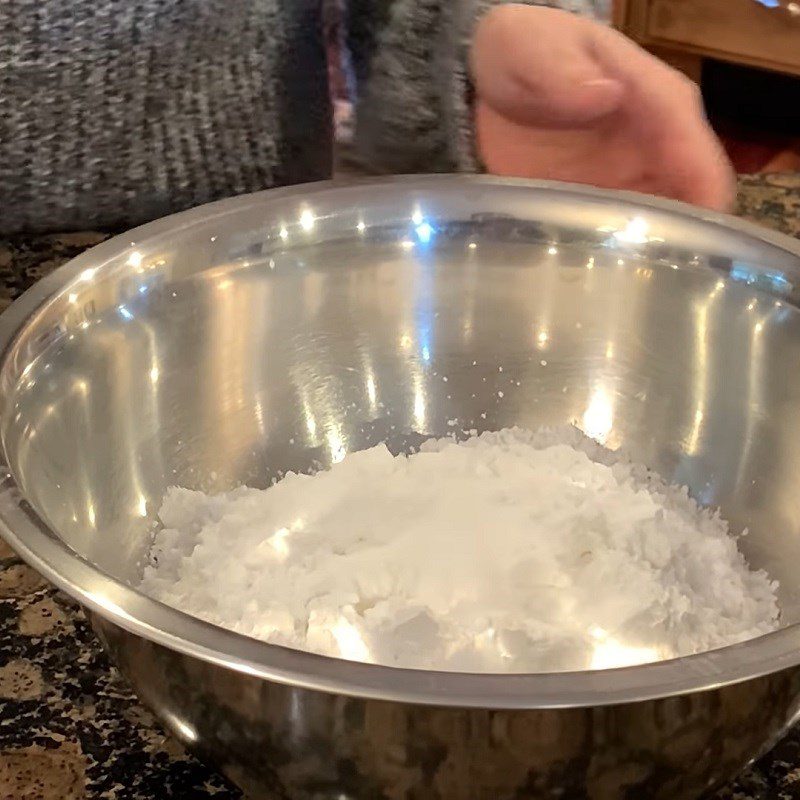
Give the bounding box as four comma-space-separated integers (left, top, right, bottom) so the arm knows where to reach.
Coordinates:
1, 175, 799, 800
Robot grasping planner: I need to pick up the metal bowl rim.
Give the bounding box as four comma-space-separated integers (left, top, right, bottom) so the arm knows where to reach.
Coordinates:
3, 174, 800, 709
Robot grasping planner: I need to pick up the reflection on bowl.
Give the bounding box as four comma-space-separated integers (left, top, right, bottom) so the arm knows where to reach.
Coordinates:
2, 176, 800, 799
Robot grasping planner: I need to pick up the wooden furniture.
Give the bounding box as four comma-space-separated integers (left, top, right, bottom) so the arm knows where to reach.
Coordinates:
614, 0, 800, 79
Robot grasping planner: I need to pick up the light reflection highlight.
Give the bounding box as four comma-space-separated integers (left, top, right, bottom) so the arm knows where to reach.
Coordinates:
163, 712, 198, 743
268, 527, 290, 560
254, 399, 266, 433
589, 626, 661, 669
327, 428, 346, 464
413, 375, 426, 430
685, 301, 708, 455
613, 216, 649, 244
84, 590, 137, 624
415, 221, 433, 244
685, 278, 722, 455
332, 618, 372, 662
582, 386, 614, 444
306, 415, 317, 438
299, 209, 315, 231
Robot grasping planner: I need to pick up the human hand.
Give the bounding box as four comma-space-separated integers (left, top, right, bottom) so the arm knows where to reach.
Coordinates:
471, 5, 735, 210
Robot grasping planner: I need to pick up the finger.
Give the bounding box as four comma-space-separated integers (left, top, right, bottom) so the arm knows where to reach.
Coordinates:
663, 124, 737, 211
657, 93, 736, 211
471, 5, 625, 128
589, 26, 736, 210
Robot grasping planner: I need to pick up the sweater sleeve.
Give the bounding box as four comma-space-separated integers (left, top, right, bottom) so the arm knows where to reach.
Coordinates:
346, 0, 607, 175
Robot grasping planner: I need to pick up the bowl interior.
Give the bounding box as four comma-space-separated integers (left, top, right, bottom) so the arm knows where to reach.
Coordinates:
4, 178, 800, 636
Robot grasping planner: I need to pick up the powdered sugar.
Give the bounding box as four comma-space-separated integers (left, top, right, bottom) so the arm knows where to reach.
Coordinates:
141, 427, 779, 672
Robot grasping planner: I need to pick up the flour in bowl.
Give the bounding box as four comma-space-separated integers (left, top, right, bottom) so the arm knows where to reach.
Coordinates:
140, 427, 780, 672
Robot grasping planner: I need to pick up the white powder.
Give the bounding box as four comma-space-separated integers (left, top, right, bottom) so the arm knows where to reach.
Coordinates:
141, 427, 780, 672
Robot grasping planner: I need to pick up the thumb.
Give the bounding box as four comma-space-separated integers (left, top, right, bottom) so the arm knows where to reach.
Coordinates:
471, 5, 624, 128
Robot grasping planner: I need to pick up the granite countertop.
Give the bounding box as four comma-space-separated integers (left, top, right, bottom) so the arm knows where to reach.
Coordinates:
1, 174, 799, 800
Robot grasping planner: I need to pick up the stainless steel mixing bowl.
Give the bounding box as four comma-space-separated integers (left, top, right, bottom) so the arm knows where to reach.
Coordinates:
3, 176, 800, 799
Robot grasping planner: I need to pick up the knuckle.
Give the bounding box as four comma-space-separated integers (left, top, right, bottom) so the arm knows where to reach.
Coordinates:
676, 74, 703, 106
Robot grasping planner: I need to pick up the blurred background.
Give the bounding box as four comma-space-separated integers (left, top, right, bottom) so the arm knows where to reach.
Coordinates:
613, 0, 800, 173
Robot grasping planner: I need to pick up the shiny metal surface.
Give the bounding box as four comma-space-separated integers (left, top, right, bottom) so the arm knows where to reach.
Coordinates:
3, 176, 800, 798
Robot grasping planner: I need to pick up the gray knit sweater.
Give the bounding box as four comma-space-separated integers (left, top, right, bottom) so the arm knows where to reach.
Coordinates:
0, 0, 597, 234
